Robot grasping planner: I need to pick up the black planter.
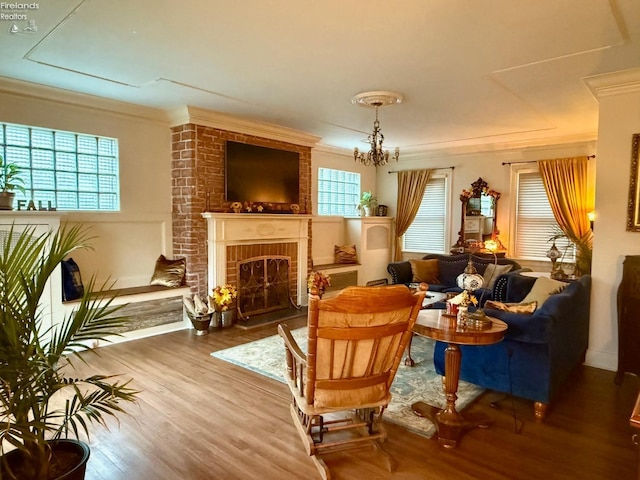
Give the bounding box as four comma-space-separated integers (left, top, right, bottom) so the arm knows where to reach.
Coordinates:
2, 439, 90, 480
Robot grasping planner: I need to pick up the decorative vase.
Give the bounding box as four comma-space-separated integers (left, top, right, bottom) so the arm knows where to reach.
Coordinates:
309, 286, 324, 298
220, 309, 236, 328
363, 205, 372, 217
189, 313, 212, 335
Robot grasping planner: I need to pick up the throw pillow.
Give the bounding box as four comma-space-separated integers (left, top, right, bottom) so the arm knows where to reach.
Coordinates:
334, 244, 358, 264
409, 259, 440, 284
521, 276, 567, 308
482, 263, 513, 290
150, 254, 187, 287
484, 299, 538, 314
61, 258, 85, 302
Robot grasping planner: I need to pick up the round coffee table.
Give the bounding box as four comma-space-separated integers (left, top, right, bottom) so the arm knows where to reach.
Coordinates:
410, 309, 507, 448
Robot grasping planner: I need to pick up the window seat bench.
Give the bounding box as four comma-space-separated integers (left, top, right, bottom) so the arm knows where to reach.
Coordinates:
62, 284, 192, 345
313, 263, 360, 297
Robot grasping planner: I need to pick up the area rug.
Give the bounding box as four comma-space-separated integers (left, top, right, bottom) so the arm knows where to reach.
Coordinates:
211, 328, 484, 439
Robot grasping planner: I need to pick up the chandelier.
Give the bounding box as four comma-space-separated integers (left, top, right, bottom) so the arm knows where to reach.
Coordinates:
352, 91, 402, 167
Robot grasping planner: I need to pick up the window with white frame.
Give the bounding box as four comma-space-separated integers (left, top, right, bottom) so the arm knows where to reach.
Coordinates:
513, 169, 574, 261
403, 174, 449, 254
317, 167, 360, 216
1, 122, 120, 211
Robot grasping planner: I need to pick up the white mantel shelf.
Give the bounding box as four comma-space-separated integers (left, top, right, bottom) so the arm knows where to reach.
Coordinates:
201, 212, 313, 305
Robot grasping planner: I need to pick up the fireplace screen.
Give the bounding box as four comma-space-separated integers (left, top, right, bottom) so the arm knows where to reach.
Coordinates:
237, 255, 291, 317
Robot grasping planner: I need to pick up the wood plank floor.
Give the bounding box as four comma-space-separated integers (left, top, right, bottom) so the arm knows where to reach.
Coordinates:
75, 319, 639, 480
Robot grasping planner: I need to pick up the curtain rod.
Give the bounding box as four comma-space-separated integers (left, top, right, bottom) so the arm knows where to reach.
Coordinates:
387, 166, 455, 174
501, 155, 595, 166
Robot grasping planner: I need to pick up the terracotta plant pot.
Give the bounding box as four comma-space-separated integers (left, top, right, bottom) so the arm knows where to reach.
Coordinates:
0, 191, 15, 210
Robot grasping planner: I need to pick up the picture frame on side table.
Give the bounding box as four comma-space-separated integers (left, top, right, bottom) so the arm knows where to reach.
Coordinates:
627, 133, 640, 232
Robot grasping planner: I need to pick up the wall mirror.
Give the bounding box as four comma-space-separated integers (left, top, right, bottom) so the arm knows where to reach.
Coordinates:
452, 177, 504, 254
627, 133, 640, 232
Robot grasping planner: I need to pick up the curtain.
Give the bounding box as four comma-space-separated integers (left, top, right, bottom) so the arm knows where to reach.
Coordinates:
538, 156, 593, 276
394, 169, 432, 261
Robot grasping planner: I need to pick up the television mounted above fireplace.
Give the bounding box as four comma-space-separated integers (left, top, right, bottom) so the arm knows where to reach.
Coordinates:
225, 140, 300, 205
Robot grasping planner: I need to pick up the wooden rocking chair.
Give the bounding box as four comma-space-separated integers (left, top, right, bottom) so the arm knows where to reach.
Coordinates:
278, 285, 424, 479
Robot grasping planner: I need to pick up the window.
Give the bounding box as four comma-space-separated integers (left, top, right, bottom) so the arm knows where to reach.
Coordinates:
403, 175, 449, 254
513, 169, 574, 261
317, 167, 360, 216
1, 122, 120, 211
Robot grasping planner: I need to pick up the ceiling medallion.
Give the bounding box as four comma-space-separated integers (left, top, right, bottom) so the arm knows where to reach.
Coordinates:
352, 91, 403, 168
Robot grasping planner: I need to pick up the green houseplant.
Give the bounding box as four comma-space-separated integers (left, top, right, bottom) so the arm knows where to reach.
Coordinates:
0, 224, 139, 479
0, 155, 26, 211
357, 191, 377, 217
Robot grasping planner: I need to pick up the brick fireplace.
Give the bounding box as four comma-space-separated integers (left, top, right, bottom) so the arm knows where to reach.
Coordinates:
202, 213, 311, 309
170, 110, 318, 297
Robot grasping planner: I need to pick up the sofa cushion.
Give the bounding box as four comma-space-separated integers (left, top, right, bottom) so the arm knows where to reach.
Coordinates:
485, 299, 537, 314
409, 259, 440, 283
483, 263, 513, 289
522, 277, 567, 308
437, 257, 469, 286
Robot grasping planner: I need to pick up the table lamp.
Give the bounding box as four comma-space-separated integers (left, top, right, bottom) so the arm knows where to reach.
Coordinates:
456, 257, 484, 292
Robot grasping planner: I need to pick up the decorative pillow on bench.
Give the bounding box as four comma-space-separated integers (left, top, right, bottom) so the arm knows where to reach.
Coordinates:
334, 244, 358, 264
150, 255, 186, 288
61, 257, 85, 301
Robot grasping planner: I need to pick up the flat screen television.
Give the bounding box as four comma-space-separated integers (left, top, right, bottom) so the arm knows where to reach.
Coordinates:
225, 141, 300, 204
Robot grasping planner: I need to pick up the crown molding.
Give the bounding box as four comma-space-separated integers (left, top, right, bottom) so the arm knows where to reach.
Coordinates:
168, 105, 321, 147
0, 76, 169, 123
583, 67, 640, 99
316, 132, 597, 161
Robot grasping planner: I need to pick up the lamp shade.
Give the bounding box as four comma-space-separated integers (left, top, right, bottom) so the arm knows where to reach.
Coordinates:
546, 242, 562, 261
456, 258, 484, 291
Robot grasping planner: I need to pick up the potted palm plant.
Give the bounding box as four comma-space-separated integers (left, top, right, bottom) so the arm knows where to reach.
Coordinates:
0, 224, 139, 479
0, 155, 26, 210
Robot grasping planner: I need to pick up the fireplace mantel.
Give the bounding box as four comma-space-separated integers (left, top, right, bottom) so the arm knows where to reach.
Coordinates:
202, 213, 312, 305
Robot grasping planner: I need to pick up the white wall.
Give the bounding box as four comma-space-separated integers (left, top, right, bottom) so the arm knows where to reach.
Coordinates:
310, 146, 377, 265
588, 86, 640, 371
0, 79, 174, 288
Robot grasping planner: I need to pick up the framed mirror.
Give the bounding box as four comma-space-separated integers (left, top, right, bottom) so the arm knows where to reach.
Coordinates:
452, 177, 504, 254
627, 133, 640, 232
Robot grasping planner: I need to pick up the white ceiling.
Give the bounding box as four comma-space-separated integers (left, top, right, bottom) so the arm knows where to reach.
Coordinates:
1, 0, 639, 154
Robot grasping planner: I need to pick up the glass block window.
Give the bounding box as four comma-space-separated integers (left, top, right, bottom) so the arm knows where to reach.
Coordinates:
1, 122, 120, 211
317, 168, 360, 216
403, 175, 449, 254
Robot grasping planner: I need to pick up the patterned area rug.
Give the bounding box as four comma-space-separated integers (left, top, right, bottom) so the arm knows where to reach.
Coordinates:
211, 328, 484, 439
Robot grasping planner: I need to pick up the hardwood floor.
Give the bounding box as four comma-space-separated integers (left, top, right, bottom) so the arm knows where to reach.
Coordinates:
76, 319, 639, 480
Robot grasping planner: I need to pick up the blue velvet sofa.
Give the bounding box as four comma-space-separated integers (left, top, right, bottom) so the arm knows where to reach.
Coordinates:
434, 273, 592, 421
387, 253, 526, 303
